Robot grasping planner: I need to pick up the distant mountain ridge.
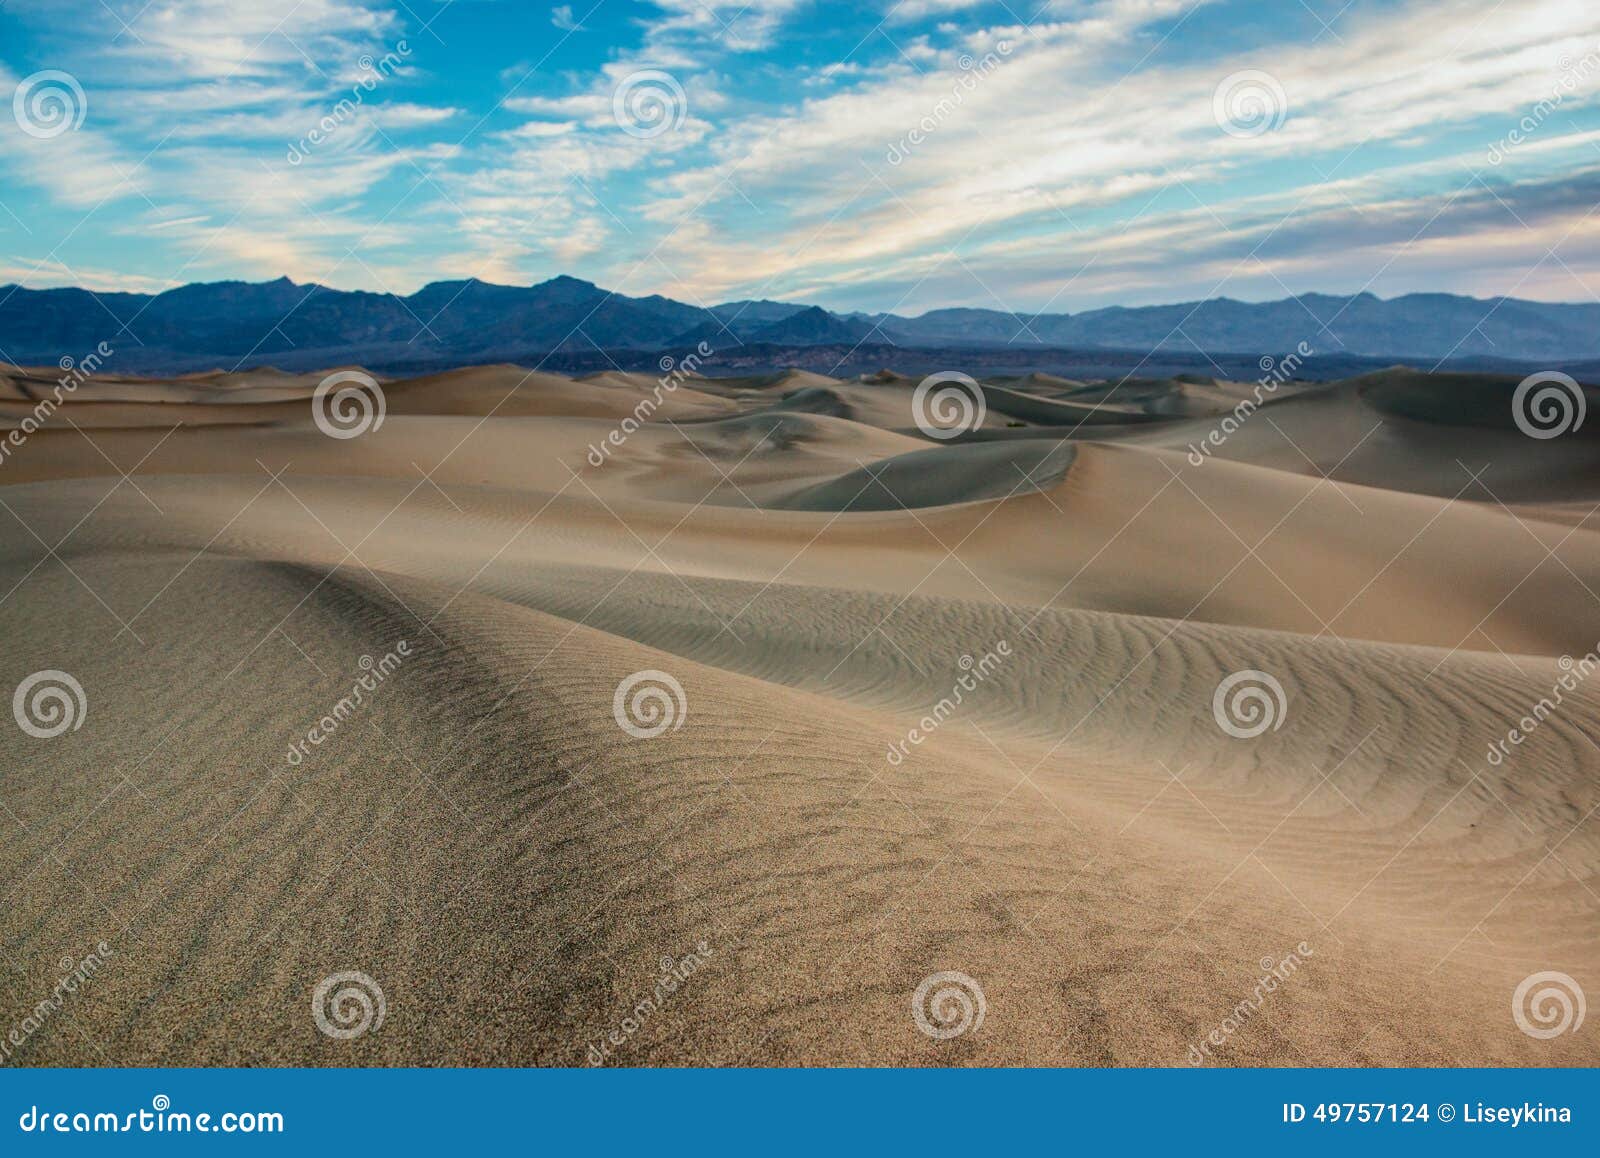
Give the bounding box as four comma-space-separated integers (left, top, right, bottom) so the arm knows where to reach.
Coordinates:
1, 275, 1595, 372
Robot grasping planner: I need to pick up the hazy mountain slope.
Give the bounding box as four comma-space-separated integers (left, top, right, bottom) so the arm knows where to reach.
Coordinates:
3, 278, 1597, 369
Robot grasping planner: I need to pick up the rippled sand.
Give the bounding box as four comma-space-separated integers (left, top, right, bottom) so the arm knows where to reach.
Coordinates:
0, 362, 1596, 1065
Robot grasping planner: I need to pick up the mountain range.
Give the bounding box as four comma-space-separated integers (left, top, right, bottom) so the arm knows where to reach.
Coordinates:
1, 275, 1596, 373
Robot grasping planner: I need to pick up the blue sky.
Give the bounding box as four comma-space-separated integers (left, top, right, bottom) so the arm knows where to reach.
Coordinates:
1, 0, 1598, 314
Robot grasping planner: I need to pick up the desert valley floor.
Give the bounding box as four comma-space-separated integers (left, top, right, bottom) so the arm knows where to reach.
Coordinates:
0, 360, 1596, 1065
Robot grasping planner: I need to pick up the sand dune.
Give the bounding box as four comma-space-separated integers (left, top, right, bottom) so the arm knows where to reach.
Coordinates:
0, 361, 1595, 1065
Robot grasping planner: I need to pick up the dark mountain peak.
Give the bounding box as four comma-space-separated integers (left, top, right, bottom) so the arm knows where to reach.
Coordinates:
160, 275, 300, 293
749, 305, 874, 345
532, 274, 600, 299
412, 278, 476, 295
143, 276, 316, 321
1389, 291, 1477, 305
406, 278, 527, 307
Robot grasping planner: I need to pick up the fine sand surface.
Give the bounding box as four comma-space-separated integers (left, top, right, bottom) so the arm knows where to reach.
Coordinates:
0, 360, 1596, 1066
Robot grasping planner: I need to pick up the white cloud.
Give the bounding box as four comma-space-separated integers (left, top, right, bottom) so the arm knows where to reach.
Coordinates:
108, 0, 400, 81
887, 0, 992, 24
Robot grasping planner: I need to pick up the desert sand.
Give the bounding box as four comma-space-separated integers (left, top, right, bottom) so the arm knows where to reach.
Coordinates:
0, 359, 1596, 1065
